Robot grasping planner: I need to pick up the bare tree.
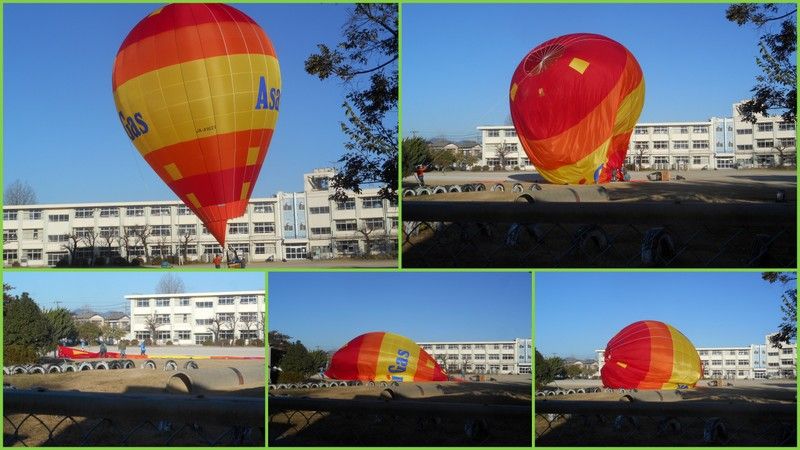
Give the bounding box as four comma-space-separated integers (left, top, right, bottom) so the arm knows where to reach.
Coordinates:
155, 273, 185, 294
81, 229, 101, 266
493, 142, 510, 170
61, 234, 84, 266
116, 233, 135, 263
772, 145, 794, 168
224, 313, 241, 343
98, 230, 118, 262
131, 225, 153, 262
355, 224, 382, 257
178, 232, 195, 263
144, 314, 159, 345
4, 179, 37, 205
634, 146, 647, 171
154, 234, 171, 261
207, 315, 226, 344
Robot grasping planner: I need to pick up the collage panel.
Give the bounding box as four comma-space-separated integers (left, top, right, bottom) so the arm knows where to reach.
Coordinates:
535, 271, 797, 446
3, 271, 266, 446
3, 3, 399, 270
267, 271, 532, 446
400, 3, 796, 268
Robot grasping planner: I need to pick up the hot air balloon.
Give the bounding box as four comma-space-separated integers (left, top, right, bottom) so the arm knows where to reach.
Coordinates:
113, 3, 281, 245
325, 332, 448, 382
601, 320, 701, 390
509, 33, 644, 185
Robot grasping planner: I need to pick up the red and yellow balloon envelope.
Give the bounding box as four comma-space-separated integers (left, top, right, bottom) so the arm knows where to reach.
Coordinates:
112, 4, 281, 245
601, 320, 701, 390
325, 332, 448, 382
509, 33, 644, 184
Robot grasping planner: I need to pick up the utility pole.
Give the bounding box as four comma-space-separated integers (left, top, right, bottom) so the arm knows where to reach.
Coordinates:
53, 300, 62, 308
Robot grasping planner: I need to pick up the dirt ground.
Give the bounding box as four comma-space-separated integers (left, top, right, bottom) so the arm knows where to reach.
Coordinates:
269, 377, 532, 446
535, 380, 797, 446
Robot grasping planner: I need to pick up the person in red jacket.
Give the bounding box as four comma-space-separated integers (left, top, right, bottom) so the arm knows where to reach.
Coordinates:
213, 254, 222, 269
415, 164, 429, 186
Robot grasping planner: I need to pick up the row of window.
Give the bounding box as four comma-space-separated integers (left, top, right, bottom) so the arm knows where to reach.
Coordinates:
435, 354, 516, 360
133, 330, 260, 342
485, 129, 517, 138
632, 122, 794, 135
133, 296, 260, 308
699, 350, 751, 356
632, 140, 710, 150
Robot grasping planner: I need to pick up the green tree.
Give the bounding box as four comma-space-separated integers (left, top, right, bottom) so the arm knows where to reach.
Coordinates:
402, 136, 431, 176
763, 272, 797, 347
268, 330, 292, 351
309, 349, 330, 373
726, 4, 796, 123
76, 321, 102, 344
430, 148, 458, 171
100, 323, 126, 343
565, 364, 583, 379
305, 4, 398, 202
3, 291, 51, 364
44, 307, 78, 345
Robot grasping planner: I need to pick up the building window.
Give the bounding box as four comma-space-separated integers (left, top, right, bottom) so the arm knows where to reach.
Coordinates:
756, 139, 775, 149
100, 227, 119, 237
253, 202, 274, 213
178, 298, 190, 306
23, 249, 42, 261
634, 142, 649, 150
361, 197, 383, 209
336, 199, 356, 210
311, 227, 332, 236
152, 225, 171, 236
777, 122, 795, 131
4, 230, 18, 242
156, 314, 170, 324
48, 234, 70, 243
97, 207, 118, 218
176, 205, 193, 215
176, 224, 196, 236
737, 144, 754, 150
362, 218, 384, 231
203, 244, 223, 255
692, 141, 709, 149
335, 240, 359, 255
634, 127, 648, 135
151, 206, 171, 216
756, 123, 773, 132
285, 245, 308, 259
310, 206, 330, 214
777, 138, 795, 147
692, 126, 708, 133
335, 220, 358, 232
20, 229, 40, 240
487, 130, 500, 137
47, 252, 66, 266
219, 296, 235, 305
653, 141, 668, 149
176, 331, 191, 340
738, 360, 749, 365
253, 222, 275, 234
74, 227, 93, 238
136, 299, 150, 307
240, 295, 258, 305
48, 214, 69, 222
673, 141, 689, 149
195, 301, 213, 308
736, 128, 753, 135
126, 207, 144, 217
27, 210, 42, 220
504, 129, 517, 137
75, 208, 94, 218
194, 334, 212, 344
155, 299, 170, 307
228, 223, 249, 234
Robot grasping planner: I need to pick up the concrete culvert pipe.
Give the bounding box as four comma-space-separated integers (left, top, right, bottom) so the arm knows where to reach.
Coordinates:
379, 381, 388, 387
78, 362, 93, 371
61, 363, 77, 372
474, 183, 486, 191
402, 189, 416, 197
122, 360, 135, 369
164, 360, 178, 371
108, 361, 121, 370
512, 183, 524, 193
491, 183, 505, 192
2, 367, 10, 375
268, 385, 276, 390
310, 383, 319, 388
318, 382, 329, 388
576, 388, 585, 394
447, 185, 462, 193
536, 391, 545, 397
461, 184, 475, 192
142, 360, 157, 370
12, 366, 29, 375
566, 389, 576, 395
299, 384, 309, 389
46, 365, 63, 374
415, 187, 432, 196
288, 384, 298, 389
28, 365, 46, 374
167, 366, 266, 394
338, 381, 348, 387
367, 381, 376, 387
432, 185, 447, 194
546, 390, 556, 396
93, 361, 110, 370
555, 390, 565, 395
184, 360, 199, 370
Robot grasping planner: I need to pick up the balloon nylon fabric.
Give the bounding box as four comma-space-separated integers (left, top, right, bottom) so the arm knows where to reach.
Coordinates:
601, 320, 701, 390
325, 332, 448, 382
510, 33, 644, 185
112, 4, 280, 245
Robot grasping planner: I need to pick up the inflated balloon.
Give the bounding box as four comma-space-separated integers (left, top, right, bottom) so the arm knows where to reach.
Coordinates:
325, 332, 448, 382
510, 33, 644, 184
113, 4, 281, 245
601, 320, 701, 390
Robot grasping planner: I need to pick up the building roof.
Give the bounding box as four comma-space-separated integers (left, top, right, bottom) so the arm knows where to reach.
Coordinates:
125, 290, 265, 299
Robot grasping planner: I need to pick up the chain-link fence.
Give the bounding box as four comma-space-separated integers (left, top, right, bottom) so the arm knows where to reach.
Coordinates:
269, 396, 531, 446
3, 389, 264, 446
535, 399, 796, 446
403, 201, 796, 267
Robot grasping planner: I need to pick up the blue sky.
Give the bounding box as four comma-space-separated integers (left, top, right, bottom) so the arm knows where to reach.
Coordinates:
402, 3, 781, 139
3, 272, 265, 313
4, 4, 369, 203
269, 272, 532, 350
536, 272, 796, 359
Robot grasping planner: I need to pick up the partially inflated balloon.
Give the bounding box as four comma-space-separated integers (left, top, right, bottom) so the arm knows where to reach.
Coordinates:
510, 33, 644, 184
325, 332, 448, 382
113, 4, 281, 245
602, 320, 701, 390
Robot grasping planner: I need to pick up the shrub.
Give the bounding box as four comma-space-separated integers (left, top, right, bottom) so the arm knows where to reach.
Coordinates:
482, 165, 490, 171
143, 338, 153, 346
250, 339, 264, 347
130, 339, 139, 346
201, 339, 214, 346
470, 166, 482, 172
4, 344, 38, 365
165, 340, 173, 346
276, 370, 307, 384
234, 338, 246, 346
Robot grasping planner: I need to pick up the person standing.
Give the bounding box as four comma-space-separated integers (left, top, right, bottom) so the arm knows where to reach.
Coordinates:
140, 340, 147, 356
213, 253, 222, 269
99, 341, 107, 358
415, 164, 428, 186
118, 340, 127, 358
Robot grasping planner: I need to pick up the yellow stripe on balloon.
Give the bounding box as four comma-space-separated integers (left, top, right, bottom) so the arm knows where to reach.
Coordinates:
164, 163, 183, 181
613, 79, 646, 135
187, 193, 202, 209
534, 138, 611, 184
113, 53, 280, 157
378, 332, 420, 382
240, 182, 251, 201
246, 147, 260, 165
569, 57, 590, 74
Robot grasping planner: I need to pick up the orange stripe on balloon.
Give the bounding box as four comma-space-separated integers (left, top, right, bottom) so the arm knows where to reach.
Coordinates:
356, 332, 384, 380
113, 21, 275, 90
144, 129, 274, 182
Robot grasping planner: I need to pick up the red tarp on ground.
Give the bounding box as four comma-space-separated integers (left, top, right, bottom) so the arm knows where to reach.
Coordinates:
57, 346, 147, 359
